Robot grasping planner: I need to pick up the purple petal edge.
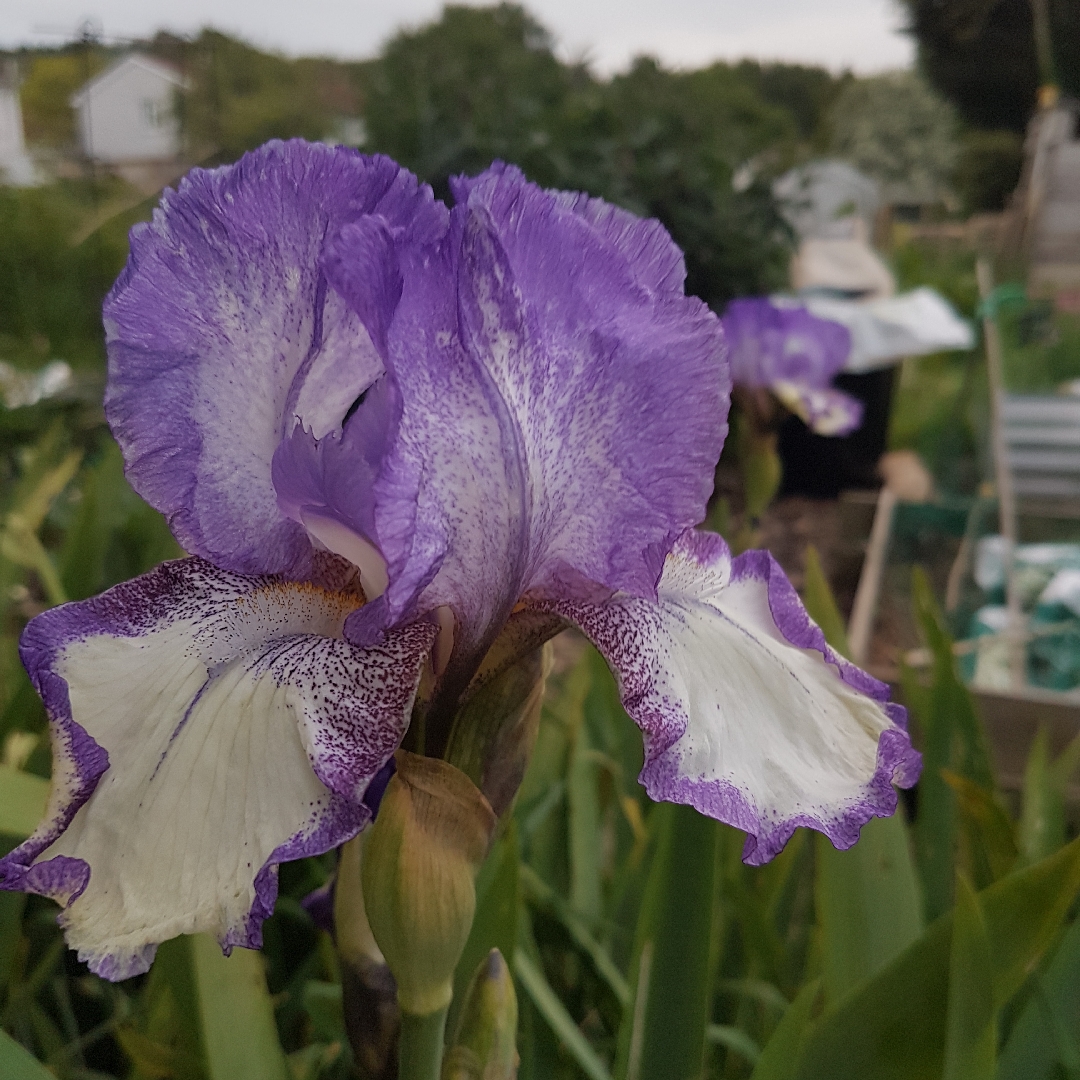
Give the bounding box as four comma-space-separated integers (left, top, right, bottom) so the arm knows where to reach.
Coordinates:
0, 635, 109, 904
223, 795, 367, 956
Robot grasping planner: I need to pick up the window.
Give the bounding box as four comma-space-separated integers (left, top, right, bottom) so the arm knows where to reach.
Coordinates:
142, 98, 168, 127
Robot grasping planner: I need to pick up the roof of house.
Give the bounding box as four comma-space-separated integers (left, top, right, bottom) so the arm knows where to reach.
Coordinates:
70, 53, 186, 108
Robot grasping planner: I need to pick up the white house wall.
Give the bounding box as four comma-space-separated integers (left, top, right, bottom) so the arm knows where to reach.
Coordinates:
75, 59, 182, 163
0, 86, 36, 185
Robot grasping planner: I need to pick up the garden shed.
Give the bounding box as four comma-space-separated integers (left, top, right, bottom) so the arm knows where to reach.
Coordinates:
70, 53, 185, 165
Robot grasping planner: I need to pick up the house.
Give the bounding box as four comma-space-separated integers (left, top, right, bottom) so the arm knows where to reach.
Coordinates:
0, 61, 36, 186
71, 53, 185, 177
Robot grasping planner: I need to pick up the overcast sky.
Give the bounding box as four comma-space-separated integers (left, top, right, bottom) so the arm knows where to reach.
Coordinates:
3, 0, 914, 74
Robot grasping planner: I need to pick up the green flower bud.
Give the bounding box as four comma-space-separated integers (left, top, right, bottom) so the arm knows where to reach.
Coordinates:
361, 751, 497, 1016
442, 949, 519, 1080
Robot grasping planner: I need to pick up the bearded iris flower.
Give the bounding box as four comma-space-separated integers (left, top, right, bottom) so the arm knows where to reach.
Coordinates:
722, 296, 863, 436
0, 142, 919, 980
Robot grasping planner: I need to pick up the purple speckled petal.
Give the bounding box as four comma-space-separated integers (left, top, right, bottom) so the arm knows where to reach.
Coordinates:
723, 298, 851, 390
324, 165, 728, 699
772, 381, 865, 437
104, 140, 446, 578
0, 558, 434, 980
531, 529, 920, 865
455, 165, 728, 602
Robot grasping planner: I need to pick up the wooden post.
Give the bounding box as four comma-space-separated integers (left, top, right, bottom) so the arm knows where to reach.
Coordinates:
848, 486, 897, 667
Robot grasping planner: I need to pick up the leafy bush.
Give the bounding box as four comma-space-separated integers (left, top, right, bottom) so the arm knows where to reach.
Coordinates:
0, 181, 138, 370
828, 70, 960, 207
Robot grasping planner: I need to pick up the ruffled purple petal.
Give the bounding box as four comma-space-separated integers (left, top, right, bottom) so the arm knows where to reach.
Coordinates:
0, 558, 434, 979
105, 140, 446, 577
530, 529, 920, 865
324, 165, 728, 699
723, 298, 851, 390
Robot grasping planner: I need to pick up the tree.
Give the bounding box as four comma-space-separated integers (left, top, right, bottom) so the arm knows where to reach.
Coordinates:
596, 58, 796, 305
829, 71, 960, 205
149, 30, 345, 161
364, 6, 796, 306
902, 0, 1080, 132
18, 50, 109, 147
364, 4, 584, 194
733, 60, 851, 145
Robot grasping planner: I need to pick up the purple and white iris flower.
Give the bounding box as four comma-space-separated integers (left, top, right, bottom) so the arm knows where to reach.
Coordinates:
722, 296, 863, 436
0, 142, 919, 980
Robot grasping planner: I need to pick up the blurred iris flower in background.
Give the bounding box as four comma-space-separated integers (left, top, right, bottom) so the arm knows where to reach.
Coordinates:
722, 296, 863, 436
0, 141, 917, 980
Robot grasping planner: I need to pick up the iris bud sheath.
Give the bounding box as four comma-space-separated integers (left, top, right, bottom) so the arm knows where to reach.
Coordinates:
361, 750, 497, 1017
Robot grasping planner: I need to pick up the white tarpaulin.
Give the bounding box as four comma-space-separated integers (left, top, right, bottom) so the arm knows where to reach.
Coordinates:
788, 287, 976, 372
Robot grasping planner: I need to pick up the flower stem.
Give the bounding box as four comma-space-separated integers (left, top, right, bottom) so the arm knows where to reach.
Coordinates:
398, 1006, 448, 1080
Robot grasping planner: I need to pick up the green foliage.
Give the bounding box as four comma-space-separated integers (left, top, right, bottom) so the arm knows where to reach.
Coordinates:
732, 62, 849, 145
748, 980, 819, 1080
450, 825, 521, 1039
167, 30, 349, 161
814, 819, 924, 1005
908, 567, 996, 919
0, 767, 48, 842
19, 51, 110, 147
0, 1029, 54, 1079
2, 494, 1080, 1078
613, 804, 719, 1080
828, 70, 959, 205
997, 301, 1080, 393
791, 834, 1080, 1080
997, 915, 1080, 1080
364, 4, 579, 192
800, 545, 849, 657
942, 876, 994, 1080
736, 420, 782, 525
1019, 727, 1080, 865
0, 181, 136, 370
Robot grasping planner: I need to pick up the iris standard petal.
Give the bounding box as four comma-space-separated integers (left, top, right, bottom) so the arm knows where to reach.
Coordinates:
0, 559, 434, 980
532, 530, 920, 865
324, 166, 729, 701
456, 165, 728, 602
104, 140, 446, 578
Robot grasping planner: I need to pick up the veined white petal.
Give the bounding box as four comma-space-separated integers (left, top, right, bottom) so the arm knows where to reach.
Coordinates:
535, 531, 919, 864
1, 558, 434, 979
